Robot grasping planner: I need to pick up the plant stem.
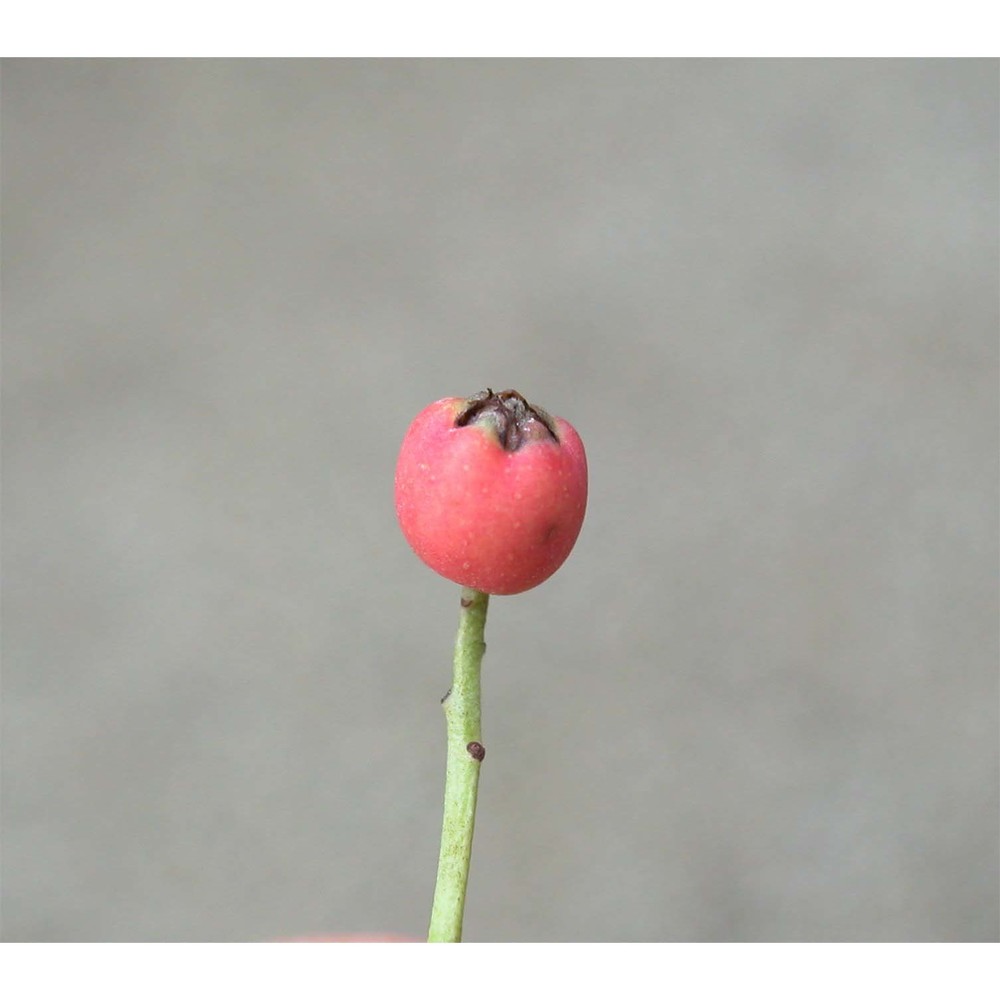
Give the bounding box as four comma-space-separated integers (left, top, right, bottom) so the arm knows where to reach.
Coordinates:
427, 586, 489, 942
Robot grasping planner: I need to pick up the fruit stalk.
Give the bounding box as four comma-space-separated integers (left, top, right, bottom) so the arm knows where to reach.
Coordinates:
427, 587, 489, 942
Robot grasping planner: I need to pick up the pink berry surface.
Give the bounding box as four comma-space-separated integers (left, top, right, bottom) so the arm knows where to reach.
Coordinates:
395, 391, 588, 595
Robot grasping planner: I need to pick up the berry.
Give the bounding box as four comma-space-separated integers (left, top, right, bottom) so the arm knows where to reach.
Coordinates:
394, 389, 588, 595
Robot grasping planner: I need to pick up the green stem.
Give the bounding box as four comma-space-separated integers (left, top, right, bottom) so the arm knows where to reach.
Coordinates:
427, 586, 489, 942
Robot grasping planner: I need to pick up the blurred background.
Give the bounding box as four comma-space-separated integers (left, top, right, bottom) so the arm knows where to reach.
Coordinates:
3, 59, 997, 942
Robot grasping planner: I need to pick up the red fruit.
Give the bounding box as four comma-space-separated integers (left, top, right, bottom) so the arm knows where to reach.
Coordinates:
394, 389, 588, 595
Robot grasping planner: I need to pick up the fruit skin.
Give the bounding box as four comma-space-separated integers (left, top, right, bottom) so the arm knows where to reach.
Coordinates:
394, 392, 587, 595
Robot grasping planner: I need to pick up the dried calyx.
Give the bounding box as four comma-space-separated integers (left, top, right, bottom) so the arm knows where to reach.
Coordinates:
455, 389, 558, 452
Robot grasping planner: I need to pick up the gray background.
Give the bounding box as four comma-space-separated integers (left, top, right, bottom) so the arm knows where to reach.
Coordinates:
3, 59, 997, 942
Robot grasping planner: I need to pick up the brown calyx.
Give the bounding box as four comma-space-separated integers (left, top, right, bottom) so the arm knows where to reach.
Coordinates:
455, 389, 558, 452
